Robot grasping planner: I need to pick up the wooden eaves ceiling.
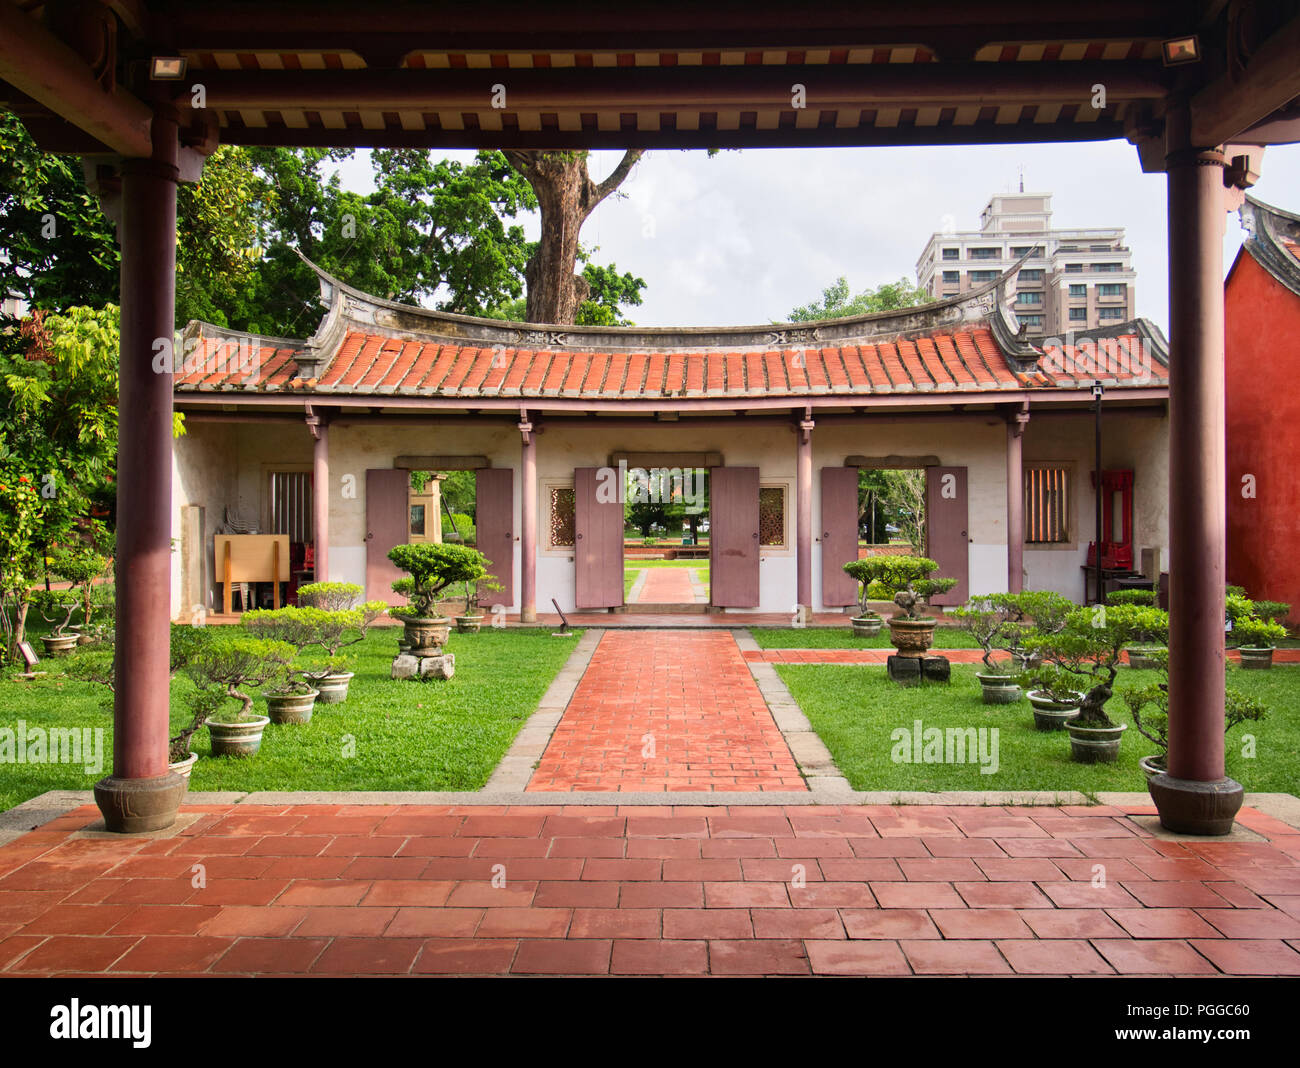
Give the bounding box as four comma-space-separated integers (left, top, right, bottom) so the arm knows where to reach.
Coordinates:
3, 1, 1299, 155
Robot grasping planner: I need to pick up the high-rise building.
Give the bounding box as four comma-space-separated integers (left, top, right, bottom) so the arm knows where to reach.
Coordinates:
915, 192, 1135, 338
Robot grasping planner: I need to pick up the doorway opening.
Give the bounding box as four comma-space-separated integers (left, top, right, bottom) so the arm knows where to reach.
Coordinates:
858, 467, 927, 559
621, 465, 711, 608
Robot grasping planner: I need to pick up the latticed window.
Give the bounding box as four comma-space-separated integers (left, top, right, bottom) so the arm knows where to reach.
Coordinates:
549, 486, 575, 548
759, 487, 786, 547
1025, 466, 1070, 544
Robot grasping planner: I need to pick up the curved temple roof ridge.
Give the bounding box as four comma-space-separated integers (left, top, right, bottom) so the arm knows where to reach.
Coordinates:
175, 251, 1168, 401
1240, 194, 1300, 299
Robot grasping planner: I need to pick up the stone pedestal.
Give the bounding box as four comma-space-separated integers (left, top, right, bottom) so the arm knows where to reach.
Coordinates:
886, 655, 950, 685
392, 653, 455, 680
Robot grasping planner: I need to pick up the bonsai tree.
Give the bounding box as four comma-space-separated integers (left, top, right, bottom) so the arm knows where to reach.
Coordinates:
1252, 600, 1291, 625
388, 543, 492, 619
296, 581, 364, 612
183, 634, 294, 725
244, 599, 387, 686
1124, 651, 1270, 773
842, 555, 956, 620
463, 574, 503, 617
64, 623, 218, 763
49, 544, 111, 637
950, 595, 1013, 673
1234, 616, 1287, 651
1021, 603, 1170, 728
995, 589, 1074, 665
31, 587, 81, 639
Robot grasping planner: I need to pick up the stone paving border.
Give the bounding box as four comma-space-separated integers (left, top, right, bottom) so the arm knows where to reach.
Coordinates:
687, 569, 708, 603
733, 628, 853, 799
482, 628, 604, 791
626, 570, 649, 604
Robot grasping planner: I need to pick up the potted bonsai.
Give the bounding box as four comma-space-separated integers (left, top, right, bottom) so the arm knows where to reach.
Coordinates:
951, 595, 1020, 703
846, 555, 956, 655
841, 561, 885, 637
1106, 588, 1165, 668
48, 545, 111, 646
1017, 664, 1086, 730
183, 634, 295, 757
245, 592, 386, 704
1234, 615, 1288, 670
456, 569, 503, 634
32, 587, 81, 656
997, 589, 1074, 670
388, 543, 492, 655
1022, 603, 1169, 762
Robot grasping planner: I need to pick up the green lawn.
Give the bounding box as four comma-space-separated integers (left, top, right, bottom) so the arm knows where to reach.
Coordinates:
750, 626, 981, 649
0, 626, 581, 811
777, 662, 1298, 794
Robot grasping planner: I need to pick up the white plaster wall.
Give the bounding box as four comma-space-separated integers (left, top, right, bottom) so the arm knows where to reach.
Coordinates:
1020, 410, 1170, 602
168, 408, 1169, 617
169, 420, 238, 619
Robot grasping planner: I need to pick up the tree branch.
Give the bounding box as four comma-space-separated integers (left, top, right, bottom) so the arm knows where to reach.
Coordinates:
585, 149, 644, 220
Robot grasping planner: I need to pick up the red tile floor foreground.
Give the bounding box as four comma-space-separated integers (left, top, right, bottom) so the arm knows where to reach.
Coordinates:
2, 803, 1300, 976
528, 631, 805, 792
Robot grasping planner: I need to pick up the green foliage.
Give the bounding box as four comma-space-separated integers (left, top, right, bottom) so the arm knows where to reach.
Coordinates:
787, 276, 932, 323
183, 635, 294, 722
950, 595, 1021, 671
1252, 600, 1291, 625
842, 555, 956, 620
443, 512, 477, 546
1225, 591, 1256, 624
1017, 664, 1085, 704
1123, 658, 1270, 763
295, 581, 363, 612
1023, 604, 1170, 727
1234, 616, 1288, 649
574, 260, 646, 326
1105, 588, 1156, 607
388, 543, 492, 617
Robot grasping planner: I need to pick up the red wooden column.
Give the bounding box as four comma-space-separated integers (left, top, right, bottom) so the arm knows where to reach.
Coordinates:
519, 410, 537, 623
308, 406, 329, 581
796, 409, 814, 614
1151, 97, 1240, 834
1005, 402, 1028, 593
94, 106, 188, 832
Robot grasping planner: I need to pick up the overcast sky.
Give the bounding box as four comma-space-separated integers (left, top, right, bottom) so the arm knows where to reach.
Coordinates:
335, 140, 1300, 335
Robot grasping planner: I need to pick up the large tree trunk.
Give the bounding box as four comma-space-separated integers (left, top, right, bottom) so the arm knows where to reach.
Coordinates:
503, 149, 643, 326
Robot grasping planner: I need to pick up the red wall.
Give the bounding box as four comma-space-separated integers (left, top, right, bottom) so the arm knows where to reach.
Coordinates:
1225, 250, 1300, 623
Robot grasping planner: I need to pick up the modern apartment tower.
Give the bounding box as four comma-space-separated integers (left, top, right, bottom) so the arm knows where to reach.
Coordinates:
915, 192, 1135, 338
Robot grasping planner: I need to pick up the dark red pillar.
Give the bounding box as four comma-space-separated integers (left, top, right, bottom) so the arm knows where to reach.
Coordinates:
519, 411, 537, 623
309, 408, 330, 581
94, 107, 188, 832
1147, 98, 1241, 835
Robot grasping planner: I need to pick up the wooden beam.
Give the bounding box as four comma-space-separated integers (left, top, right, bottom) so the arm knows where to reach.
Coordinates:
0, 4, 152, 157
1190, 12, 1300, 146
194, 61, 1163, 112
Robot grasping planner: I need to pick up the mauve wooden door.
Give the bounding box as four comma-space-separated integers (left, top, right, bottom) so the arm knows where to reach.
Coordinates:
925, 465, 969, 607
475, 468, 513, 607
710, 466, 760, 608
365, 468, 410, 606
574, 466, 624, 609
821, 466, 860, 607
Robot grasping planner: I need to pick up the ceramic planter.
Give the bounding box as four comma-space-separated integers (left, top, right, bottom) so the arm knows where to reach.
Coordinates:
402, 616, 451, 656
456, 614, 485, 634
1126, 646, 1166, 670
169, 751, 199, 783
887, 617, 936, 656
315, 672, 354, 704
207, 715, 270, 758
1139, 754, 1167, 781
851, 615, 883, 638
1026, 689, 1083, 731
40, 633, 79, 657
264, 689, 319, 724
975, 672, 1021, 704
1238, 646, 1275, 670
1067, 721, 1126, 763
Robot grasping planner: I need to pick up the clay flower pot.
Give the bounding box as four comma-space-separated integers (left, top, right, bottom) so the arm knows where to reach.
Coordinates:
1066, 721, 1127, 764
265, 688, 319, 724
976, 672, 1021, 705
887, 617, 936, 656
1026, 690, 1083, 731
41, 633, 79, 657
851, 615, 883, 638
1238, 646, 1275, 670
315, 672, 354, 704
207, 715, 270, 758
402, 616, 451, 656
456, 614, 485, 634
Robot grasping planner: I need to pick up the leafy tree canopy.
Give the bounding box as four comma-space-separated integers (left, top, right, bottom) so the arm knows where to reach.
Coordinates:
787, 276, 932, 323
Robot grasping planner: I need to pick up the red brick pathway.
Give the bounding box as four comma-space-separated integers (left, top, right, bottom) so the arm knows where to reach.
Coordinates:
527, 631, 805, 792
634, 567, 697, 604
2, 803, 1298, 976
